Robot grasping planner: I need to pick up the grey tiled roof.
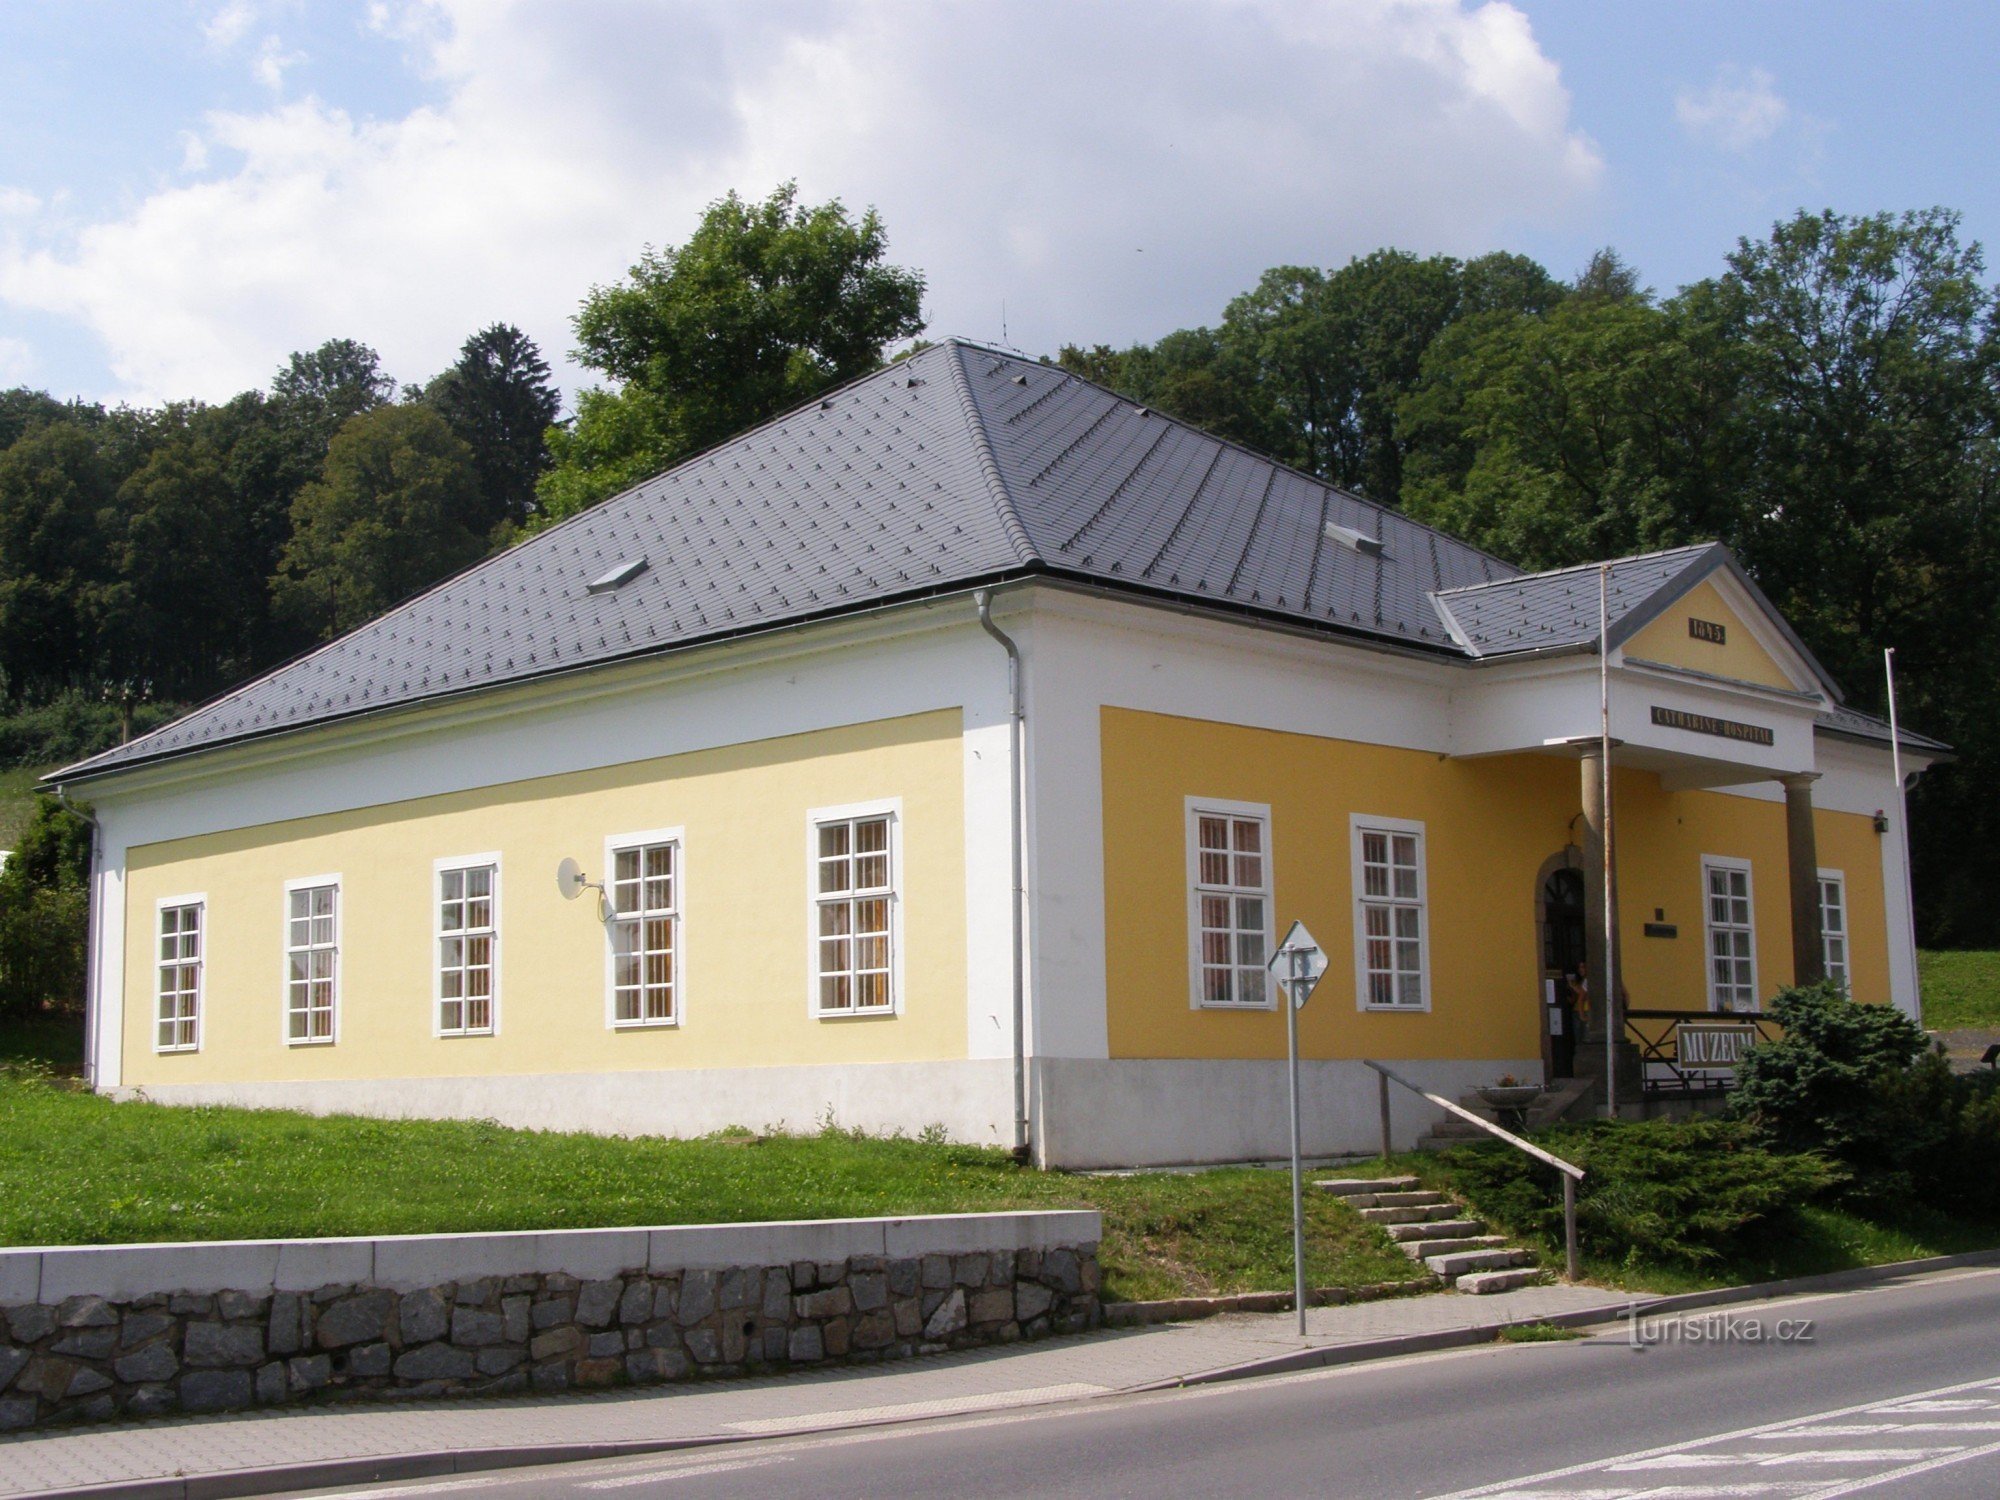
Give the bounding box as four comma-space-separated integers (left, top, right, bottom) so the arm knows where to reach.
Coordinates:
57, 340, 1924, 781
1431, 544, 1721, 657
1816, 703, 1951, 755
60, 341, 1516, 780
1432, 542, 1848, 705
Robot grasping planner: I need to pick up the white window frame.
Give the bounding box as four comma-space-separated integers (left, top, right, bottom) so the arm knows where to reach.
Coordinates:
806, 798, 902, 1020
154, 893, 205, 1054
1702, 855, 1758, 1013
434, 854, 501, 1038
603, 827, 684, 1030
1818, 867, 1849, 994
1350, 814, 1432, 1012
282, 874, 341, 1046
1184, 796, 1277, 1011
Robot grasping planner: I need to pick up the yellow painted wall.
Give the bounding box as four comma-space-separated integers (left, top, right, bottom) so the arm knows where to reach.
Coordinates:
121, 710, 967, 1085
1100, 708, 1889, 1063
1624, 578, 1796, 690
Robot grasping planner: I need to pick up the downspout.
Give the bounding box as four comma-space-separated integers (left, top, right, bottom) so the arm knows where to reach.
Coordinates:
52, 785, 102, 1091
974, 589, 1031, 1163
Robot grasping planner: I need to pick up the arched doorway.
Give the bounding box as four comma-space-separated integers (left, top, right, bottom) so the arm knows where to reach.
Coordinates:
1535, 853, 1588, 1080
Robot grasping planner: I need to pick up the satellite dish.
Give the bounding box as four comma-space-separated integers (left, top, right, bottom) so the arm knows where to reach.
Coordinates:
556, 857, 588, 901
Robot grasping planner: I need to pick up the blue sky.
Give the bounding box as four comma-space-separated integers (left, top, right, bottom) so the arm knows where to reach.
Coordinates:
0, 1, 1994, 408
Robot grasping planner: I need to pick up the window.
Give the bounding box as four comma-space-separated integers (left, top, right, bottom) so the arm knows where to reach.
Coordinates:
607, 832, 679, 1027
1187, 800, 1272, 1008
1703, 858, 1757, 1013
1352, 816, 1428, 1010
156, 898, 203, 1052
284, 879, 339, 1044
812, 806, 897, 1016
436, 859, 498, 1036
1819, 869, 1849, 993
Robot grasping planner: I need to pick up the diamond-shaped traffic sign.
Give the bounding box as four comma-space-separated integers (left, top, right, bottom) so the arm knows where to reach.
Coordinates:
1268, 919, 1328, 1010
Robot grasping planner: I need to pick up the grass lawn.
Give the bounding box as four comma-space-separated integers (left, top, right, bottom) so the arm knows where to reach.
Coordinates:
1919, 949, 2000, 1029
0, 1068, 1423, 1304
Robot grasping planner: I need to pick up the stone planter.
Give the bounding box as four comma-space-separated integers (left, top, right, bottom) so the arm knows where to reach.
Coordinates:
1476, 1085, 1543, 1112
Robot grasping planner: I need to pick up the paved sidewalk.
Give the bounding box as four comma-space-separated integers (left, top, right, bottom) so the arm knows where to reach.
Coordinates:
0, 1283, 1630, 1496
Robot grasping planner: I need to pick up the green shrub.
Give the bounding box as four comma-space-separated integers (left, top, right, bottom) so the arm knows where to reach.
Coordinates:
1732, 981, 1997, 1212
1424, 1117, 1837, 1270
0, 690, 182, 770
1900, 1063, 2000, 1219
0, 794, 91, 1021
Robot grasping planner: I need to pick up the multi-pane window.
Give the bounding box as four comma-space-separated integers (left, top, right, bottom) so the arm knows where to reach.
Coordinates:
285, 881, 338, 1043
1355, 820, 1427, 1008
437, 863, 497, 1036
1704, 859, 1757, 1012
1819, 871, 1849, 992
156, 900, 202, 1052
1190, 806, 1271, 1007
610, 840, 678, 1026
814, 812, 895, 1015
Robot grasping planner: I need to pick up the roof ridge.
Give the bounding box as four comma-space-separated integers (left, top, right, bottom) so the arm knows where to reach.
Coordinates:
1433, 541, 1719, 599
953, 340, 1525, 582
945, 343, 1040, 566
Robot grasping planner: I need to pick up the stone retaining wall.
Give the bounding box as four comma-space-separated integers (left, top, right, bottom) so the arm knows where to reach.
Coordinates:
0, 1212, 1100, 1432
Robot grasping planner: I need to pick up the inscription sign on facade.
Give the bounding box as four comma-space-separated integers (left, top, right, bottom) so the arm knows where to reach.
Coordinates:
1650, 705, 1775, 747
1679, 1022, 1757, 1068
1688, 617, 1727, 644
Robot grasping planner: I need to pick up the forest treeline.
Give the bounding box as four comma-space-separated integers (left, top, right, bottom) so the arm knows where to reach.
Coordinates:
0, 186, 1994, 958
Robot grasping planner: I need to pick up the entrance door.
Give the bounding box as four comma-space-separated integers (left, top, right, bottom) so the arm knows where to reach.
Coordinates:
1542, 867, 1586, 1078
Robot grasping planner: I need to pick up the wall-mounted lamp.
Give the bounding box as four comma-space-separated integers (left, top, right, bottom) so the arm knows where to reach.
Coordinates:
1873, 809, 1890, 835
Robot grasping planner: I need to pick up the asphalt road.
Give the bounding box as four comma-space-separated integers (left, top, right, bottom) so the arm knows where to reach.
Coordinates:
292, 1266, 2000, 1499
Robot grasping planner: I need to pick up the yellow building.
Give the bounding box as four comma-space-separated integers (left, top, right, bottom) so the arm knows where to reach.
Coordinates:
52, 342, 1944, 1167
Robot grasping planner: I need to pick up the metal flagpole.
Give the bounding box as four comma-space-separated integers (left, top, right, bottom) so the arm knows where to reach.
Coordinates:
1600, 564, 1617, 1116
1286, 945, 1307, 1337
1885, 648, 1920, 1024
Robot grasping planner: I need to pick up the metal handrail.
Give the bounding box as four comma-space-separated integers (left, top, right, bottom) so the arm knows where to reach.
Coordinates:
1364, 1059, 1585, 1282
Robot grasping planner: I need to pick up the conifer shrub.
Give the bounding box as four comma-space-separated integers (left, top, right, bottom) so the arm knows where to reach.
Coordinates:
1424, 1117, 1836, 1271
1732, 981, 2000, 1216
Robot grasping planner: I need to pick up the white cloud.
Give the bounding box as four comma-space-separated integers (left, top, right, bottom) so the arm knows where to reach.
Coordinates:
0, 0, 1603, 406
1675, 65, 1789, 152
201, 1, 260, 51
251, 34, 305, 93
0, 187, 40, 219
0, 336, 33, 384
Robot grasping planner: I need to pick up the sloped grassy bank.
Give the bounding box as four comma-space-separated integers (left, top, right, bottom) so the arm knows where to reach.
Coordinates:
0, 1067, 1421, 1305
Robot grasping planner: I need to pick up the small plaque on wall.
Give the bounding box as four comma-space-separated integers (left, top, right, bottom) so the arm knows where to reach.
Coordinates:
1688, 617, 1727, 644
1642, 921, 1678, 939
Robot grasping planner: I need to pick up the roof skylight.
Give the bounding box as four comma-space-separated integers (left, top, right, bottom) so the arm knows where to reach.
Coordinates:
586, 557, 649, 594
1324, 521, 1387, 558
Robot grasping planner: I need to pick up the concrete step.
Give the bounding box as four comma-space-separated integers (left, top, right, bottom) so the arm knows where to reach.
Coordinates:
1368, 1190, 1449, 1208
1528, 1081, 1595, 1127
1424, 1247, 1535, 1278
1358, 1203, 1460, 1225
1399, 1235, 1509, 1259
1432, 1120, 1496, 1144
1386, 1218, 1486, 1243
1314, 1176, 1419, 1197
1456, 1268, 1550, 1295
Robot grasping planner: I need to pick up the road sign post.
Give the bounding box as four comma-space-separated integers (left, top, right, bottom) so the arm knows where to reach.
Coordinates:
1269, 920, 1327, 1337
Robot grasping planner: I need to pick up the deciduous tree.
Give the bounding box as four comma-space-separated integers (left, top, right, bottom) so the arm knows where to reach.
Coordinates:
540, 183, 926, 522
272, 405, 485, 639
